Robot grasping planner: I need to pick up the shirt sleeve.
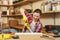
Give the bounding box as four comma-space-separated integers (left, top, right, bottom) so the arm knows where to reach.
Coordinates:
24, 11, 32, 24
20, 8, 32, 24
22, 10, 32, 32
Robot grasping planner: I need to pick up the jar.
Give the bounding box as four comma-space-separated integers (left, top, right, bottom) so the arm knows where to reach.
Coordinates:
44, 1, 51, 12
7, 9, 9, 15
9, 7, 14, 15
15, 7, 20, 15
0, 10, 2, 18
41, 2, 45, 13
2, 0, 8, 11
56, 2, 60, 11
9, 0, 13, 5
3, 0, 8, 5
52, 4, 57, 11
0, 0, 2, 5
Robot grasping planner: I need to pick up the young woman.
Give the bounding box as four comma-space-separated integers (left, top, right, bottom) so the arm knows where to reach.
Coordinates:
20, 8, 43, 33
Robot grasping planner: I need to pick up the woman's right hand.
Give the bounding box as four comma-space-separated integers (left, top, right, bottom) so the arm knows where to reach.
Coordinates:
20, 8, 25, 15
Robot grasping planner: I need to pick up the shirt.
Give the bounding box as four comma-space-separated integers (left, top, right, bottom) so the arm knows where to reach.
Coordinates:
25, 21, 36, 32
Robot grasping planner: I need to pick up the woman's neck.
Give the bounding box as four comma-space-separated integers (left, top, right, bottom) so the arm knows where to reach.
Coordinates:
33, 19, 38, 22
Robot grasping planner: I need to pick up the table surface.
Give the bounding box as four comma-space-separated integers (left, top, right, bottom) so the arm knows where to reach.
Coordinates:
3, 33, 60, 40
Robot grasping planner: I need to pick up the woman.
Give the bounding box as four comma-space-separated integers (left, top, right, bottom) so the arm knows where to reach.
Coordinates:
20, 8, 43, 33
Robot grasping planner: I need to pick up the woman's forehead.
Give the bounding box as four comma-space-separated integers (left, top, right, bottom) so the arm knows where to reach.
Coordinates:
33, 12, 40, 16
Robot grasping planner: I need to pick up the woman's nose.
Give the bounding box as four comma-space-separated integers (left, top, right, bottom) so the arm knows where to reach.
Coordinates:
35, 17, 37, 18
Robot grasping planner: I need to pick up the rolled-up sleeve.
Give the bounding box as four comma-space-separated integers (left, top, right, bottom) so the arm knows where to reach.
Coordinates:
24, 11, 32, 24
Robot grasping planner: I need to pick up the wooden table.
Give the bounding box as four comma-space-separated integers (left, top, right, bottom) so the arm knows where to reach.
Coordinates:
4, 33, 60, 40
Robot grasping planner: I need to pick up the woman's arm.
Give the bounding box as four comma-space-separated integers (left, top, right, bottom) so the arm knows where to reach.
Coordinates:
20, 8, 32, 24
20, 8, 33, 32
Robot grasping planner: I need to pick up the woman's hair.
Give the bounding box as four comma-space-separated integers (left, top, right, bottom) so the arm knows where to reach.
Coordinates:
33, 9, 42, 15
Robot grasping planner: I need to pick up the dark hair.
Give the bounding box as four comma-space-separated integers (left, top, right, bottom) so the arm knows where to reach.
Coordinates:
33, 9, 42, 15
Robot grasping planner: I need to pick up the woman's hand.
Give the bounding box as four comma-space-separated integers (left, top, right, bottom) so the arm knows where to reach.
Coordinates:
20, 8, 25, 15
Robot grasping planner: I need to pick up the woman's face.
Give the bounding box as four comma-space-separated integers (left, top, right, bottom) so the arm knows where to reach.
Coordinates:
33, 12, 40, 21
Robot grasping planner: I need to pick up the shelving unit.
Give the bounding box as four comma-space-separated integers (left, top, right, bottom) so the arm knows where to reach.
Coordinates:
13, 0, 38, 6
1, 14, 24, 29
42, 11, 54, 14
0, 5, 14, 7
0, 0, 38, 7
41, 1, 60, 14
0, 0, 60, 14
42, 11, 60, 14
0, 0, 39, 33
1, 0, 60, 33
2, 14, 23, 18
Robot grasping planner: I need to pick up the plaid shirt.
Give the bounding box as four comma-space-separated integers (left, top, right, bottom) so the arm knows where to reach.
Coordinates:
23, 11, 43, 32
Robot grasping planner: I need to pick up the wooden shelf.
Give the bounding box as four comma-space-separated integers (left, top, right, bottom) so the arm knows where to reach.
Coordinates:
0, 5, 14, 7
42, 11, 60, 14
0, 0, 38, 7
2, 14, 23, 18
13, 0, 38, 6
10, 25, 24, 29
54, 11, 60, 13
13, 0, 28, 6
42, 11, 54, 14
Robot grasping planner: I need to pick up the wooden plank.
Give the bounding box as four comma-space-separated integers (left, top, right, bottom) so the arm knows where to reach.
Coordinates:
0, 5, 14, 7
2, 15, 23, 17
13, 0, 38, 6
